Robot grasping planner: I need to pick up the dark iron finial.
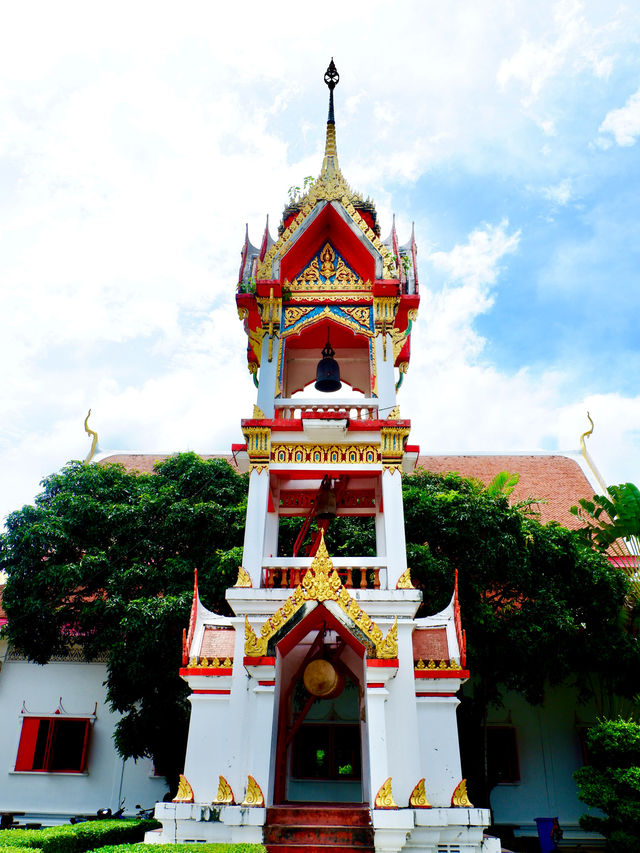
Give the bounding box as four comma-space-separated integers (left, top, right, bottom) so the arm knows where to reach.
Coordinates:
324, 58, 339, 91
324, 59, 339, 124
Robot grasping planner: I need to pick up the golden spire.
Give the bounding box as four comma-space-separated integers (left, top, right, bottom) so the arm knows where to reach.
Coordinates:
321, 58, 341, 179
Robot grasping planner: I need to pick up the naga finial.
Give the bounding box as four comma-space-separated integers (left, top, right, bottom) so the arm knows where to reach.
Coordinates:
84, 409, 98, 463
579, 411, 607, 493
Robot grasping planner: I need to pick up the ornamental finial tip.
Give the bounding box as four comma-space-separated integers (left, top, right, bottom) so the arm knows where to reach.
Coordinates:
324, 58, 339, 92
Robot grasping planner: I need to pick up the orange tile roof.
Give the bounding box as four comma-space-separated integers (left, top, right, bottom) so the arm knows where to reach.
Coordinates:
416, 455, 593, 529
101, 452, 594, 529
99, 453, 239, 474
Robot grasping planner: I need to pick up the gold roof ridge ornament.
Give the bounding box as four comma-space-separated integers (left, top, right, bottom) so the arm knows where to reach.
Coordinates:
83, 409, 98, 463
244, 532, 398, 659
579, 412, 608, 493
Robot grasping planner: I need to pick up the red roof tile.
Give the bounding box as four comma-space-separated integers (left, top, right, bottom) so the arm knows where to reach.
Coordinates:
417, 455, 593, 529
100, 453, 594, 529
199, 627, 236, 659
412, 627, 448, 660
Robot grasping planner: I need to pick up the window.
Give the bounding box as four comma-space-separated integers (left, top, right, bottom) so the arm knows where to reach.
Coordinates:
15, 717, 90, 772
292, 724, 361, 780
487, 726, 520, 784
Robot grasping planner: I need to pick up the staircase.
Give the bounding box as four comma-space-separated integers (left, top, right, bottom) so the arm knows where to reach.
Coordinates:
264, 805, 374, 853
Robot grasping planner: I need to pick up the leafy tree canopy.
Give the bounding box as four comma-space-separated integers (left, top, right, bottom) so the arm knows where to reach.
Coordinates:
1, 457, 636, 792
574, 717, 640, 853
0, 454, 247, 787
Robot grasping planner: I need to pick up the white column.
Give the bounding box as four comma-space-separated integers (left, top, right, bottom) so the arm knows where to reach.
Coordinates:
242, 468, 270, 585
246, 683, 276, 806
365, 686, 390, 801
256, 331, 278, 418
381, 468, 408, 588
374, 334, 396, 415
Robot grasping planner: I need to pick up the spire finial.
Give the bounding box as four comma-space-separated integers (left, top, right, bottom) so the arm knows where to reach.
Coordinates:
322, 59, 340, 175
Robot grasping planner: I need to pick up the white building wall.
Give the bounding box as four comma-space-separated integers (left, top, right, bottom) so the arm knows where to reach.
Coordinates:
488, 686, 599, 838
0, 652, 167, 823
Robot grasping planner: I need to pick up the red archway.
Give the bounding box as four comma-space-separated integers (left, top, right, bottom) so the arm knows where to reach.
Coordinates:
273, 603, 368, 804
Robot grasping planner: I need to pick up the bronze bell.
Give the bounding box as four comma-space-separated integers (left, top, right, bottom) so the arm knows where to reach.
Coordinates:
315, 475, 337, 519
314, 339, 342, 393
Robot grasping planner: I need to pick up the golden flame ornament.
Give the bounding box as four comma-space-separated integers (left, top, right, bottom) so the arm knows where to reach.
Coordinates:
172, 774, 194, 803
451, 779, 473, 807
212, 775, 235, 805
409, 778, 431, 808
235, 566, 252, 588
241, 775, 265, 807
374, 777, 398, 809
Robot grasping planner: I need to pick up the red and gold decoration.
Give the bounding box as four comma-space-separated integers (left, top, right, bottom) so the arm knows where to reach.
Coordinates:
241, 775, 265, 807
409, 778, 432, 808
374, 777, 398, 809
172, 774, 195, 803
212, 775, 235, 805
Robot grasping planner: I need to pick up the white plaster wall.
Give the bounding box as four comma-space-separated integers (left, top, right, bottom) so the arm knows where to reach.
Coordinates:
488, 686, 599, 835
415, 696, 463, 807
0, 657, 166, 822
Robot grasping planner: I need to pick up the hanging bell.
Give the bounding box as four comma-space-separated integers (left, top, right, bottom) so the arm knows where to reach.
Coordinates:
314, 339, 342, 393
315, 475, 337, 519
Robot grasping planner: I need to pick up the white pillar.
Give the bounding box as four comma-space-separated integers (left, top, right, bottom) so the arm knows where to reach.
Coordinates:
256, 332, 278, 418
245, 682, 276, 806
365, 686, 390, 802
242, 468, 270, 585
374, 334, 397, 415
381, 468, 408, 588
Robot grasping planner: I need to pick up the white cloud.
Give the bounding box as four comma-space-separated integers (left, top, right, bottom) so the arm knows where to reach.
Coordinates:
598, 87, 640, 146
540, 179, 573, 205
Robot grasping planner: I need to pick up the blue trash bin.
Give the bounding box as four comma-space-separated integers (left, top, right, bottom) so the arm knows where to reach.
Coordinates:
535, 817, 562, 852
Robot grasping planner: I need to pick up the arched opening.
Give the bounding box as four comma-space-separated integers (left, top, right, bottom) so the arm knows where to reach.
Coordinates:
281, 319, 372, 398
273, 604, 368, 804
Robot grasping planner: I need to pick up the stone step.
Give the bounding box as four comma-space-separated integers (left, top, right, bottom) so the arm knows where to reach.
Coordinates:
264, 824, 374, 847
266, 805, 372, 827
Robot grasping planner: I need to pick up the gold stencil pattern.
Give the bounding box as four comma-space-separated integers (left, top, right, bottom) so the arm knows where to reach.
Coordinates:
374, 777, 398, 809
244, 535, 398, 659
451, 779, 473, 807
212, 775, 235, 805
409, 778, 432, 808
172, 774, 194, 803
241, 775, 265, 807
271, 443, 380, 465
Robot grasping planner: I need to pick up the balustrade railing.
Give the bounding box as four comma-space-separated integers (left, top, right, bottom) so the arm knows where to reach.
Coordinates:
262, 557, 384, 590
274, 399, 379, 422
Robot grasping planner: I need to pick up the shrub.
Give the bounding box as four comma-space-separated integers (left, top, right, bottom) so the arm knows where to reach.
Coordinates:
0, 820, 160, 853
98, 845, 266, 853
574, 717, 640, 852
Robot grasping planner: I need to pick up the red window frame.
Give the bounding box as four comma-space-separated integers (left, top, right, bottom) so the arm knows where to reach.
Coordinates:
15, 717, 90, 773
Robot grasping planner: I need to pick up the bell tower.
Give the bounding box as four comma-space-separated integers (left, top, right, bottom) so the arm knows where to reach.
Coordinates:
155, 62, 498, 853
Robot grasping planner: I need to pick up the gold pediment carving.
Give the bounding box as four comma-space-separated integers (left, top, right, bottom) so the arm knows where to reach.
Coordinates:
244, 534, 398, 659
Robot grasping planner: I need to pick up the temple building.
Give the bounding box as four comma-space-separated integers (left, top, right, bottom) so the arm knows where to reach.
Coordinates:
152, 61, 499, 853
0, 62, 612, 850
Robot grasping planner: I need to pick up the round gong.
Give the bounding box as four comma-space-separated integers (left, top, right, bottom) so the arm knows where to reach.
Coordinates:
303, 659, 339, 697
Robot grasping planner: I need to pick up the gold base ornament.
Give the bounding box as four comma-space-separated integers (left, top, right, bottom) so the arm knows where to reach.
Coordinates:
409, 778, 431, 808
212, 775, 235, 805
172, 774, 194, 803
241, 775, 265, 807
374, 777, 398, 809
451, 779, 473, 807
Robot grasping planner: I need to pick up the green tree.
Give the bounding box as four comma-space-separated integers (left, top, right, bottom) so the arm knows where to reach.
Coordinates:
571, 482, 640, 600
2, 460, 636, 804
574, 717, 640, 852
0, 453, 247, 790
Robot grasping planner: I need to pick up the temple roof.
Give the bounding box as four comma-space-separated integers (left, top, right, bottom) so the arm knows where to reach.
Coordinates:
99, 452, 595, 529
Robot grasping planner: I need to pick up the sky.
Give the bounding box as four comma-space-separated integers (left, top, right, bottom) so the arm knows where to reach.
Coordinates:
1, 0, 640, 525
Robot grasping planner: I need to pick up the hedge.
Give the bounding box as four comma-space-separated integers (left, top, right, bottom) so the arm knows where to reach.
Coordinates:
98, 845, 266, 853
0, 819, 160, 853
